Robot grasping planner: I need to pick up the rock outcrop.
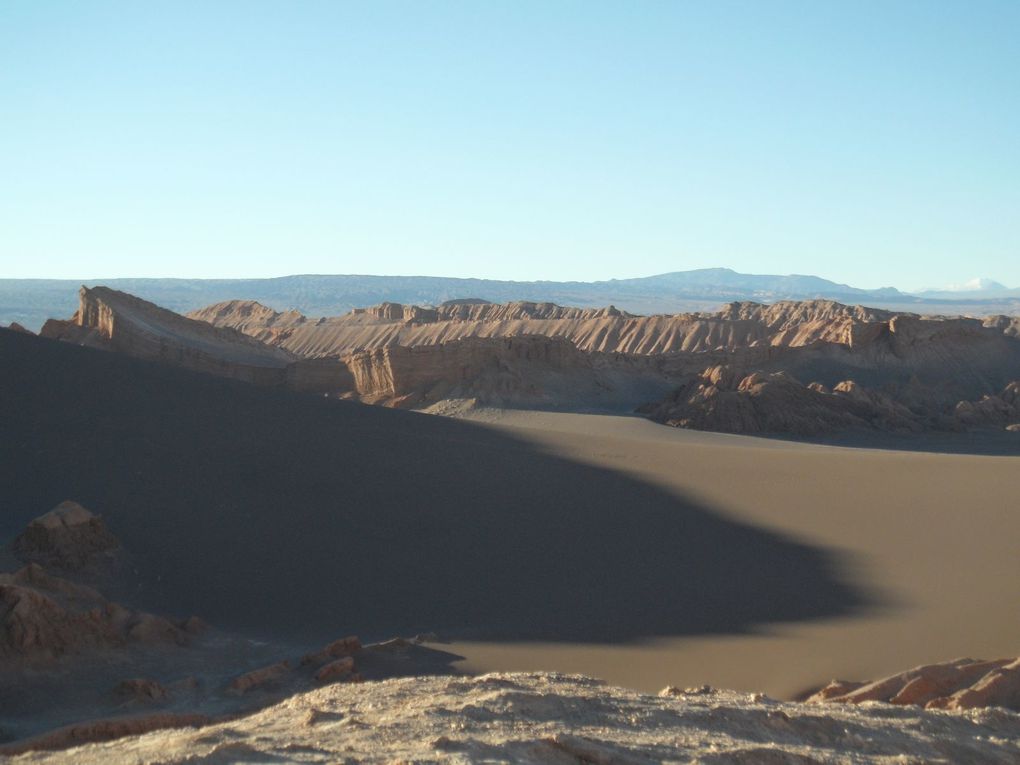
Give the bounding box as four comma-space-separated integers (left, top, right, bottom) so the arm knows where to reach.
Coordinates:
342, 335, 667, 410
8, 672, 1020, 763
809, 656, 1020, 711
13, 501, 121, 572
641, 367, 923, 436
40, 287, 297, 386
954, 380, 1020, 430
0, 563, 191, 660
227, 660, 294, 695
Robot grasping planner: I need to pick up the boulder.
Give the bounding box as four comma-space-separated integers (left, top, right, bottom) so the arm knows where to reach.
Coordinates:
314, 656, 355, 684
300, 635, 362, 667
227, 660, 292, 695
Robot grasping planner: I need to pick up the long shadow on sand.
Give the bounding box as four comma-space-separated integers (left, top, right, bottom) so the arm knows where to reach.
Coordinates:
1, 330, 872, 644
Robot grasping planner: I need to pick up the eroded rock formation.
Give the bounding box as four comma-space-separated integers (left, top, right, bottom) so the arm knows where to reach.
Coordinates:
36, 286, 1020, 435
40, 287, 296, 385
0, 563, 193, 660
13, 501, 121, 572
810, 656, 1020, 711
640, 368, 922, 436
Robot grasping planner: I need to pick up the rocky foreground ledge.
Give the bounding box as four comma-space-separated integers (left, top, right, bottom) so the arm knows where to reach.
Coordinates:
6, 673, 1019, 764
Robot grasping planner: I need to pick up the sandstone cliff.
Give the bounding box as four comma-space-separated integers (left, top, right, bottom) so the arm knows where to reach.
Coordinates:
341, 335, 669, 410
41, 287, 296, 386
189, 297, 1000, 359
191, 297, 1020, 398
40, 288, 1020, 435
43, 290, 670, 410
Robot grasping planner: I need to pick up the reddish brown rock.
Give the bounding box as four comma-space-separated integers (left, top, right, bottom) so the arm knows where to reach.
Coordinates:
227, 660, 293, 695
300, 635, 362, 667
0, 564, 188, 660
314, 656, 355, 684
808, 657, 1020, 711
13, 501, 120, 572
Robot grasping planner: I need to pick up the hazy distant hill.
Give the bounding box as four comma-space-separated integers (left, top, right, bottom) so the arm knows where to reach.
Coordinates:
916, 278, 1020, 301
2, 268, 1018, 331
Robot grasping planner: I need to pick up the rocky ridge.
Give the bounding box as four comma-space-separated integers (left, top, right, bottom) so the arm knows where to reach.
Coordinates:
8, 672, 1020, 764
40, 287, 295, 385
43, 288, 669, 410
191, 295, 1020, 434
38, 287, 1020, 435
189, 297, 1017, 360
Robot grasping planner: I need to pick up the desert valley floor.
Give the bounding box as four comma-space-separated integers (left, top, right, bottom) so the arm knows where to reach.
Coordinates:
447, 409, 1020, 700
2, 324, 1019, 760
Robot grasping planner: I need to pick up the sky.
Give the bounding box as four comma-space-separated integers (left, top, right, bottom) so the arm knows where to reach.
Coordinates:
1, 1, 1018, 289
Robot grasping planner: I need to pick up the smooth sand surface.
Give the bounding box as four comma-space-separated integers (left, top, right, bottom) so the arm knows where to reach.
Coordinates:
449, 410, 1020, 698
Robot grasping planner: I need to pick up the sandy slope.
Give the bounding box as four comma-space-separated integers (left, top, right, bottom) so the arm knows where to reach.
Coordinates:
446, 411, 1020, 699
10, 673, 1020, 764
0, 329, 864, 644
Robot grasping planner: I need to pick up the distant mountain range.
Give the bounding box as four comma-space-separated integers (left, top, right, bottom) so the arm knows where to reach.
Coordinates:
916, 277, 1020, 300
2, 268, 1018, 332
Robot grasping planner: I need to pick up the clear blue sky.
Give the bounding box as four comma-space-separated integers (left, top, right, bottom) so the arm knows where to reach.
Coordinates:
2, 1, 1018, 289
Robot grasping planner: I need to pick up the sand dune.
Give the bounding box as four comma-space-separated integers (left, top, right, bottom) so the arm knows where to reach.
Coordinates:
444, 410, 1020, 698
0, 330, 862, 649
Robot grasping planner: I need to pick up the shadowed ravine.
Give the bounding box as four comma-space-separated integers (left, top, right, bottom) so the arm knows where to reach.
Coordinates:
0, 330, 871, 644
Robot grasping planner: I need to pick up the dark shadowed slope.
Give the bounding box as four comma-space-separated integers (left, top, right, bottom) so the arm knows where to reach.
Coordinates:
0, 329, 868, 643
